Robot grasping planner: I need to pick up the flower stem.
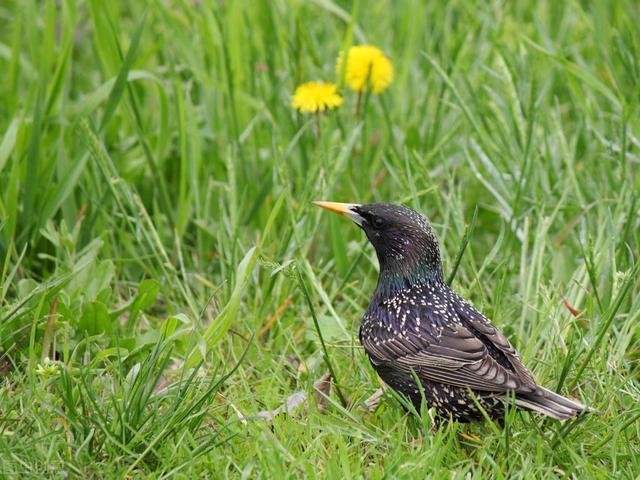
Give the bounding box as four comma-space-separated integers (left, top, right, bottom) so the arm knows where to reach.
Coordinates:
314, 112, 321, 141
297, 267, 348, 408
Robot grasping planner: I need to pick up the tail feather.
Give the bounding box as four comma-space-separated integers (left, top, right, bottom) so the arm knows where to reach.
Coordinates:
515, 387, 592, 420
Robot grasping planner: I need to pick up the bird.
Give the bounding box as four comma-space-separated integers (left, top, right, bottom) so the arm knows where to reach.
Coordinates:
314, 201, 591, 423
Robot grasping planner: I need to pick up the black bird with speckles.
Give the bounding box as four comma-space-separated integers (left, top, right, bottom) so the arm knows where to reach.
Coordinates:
314, 201, 591, 422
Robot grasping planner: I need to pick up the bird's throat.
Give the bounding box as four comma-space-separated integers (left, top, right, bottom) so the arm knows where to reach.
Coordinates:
374, 251, 444, 299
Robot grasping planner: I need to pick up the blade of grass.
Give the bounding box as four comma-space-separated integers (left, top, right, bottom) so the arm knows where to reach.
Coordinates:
446, 205, 478, 286
100, 10, 147, 130
297, 267, 347, 408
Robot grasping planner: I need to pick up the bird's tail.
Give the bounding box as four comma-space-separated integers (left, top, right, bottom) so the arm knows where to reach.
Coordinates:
515, 387, 592, 420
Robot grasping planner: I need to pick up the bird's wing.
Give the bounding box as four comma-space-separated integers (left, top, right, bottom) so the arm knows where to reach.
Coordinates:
362, 302, 538, 394
451, 295, 538, 389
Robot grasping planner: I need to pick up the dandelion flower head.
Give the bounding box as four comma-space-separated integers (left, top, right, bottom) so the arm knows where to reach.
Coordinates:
337, 45, 393, 94
292, 81, 343, 113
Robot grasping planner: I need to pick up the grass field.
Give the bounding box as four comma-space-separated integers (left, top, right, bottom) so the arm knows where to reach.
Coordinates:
1, 0, 640, 477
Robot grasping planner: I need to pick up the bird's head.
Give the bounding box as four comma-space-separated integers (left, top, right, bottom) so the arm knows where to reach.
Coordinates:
314, 201, 444, 292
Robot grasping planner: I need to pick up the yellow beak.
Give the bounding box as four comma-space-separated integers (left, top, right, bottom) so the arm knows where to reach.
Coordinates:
312, 201, 357, 216
313, 200, 364, 225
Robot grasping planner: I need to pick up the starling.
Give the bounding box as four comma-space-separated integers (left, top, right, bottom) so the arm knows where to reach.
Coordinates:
314, 201, 590, 422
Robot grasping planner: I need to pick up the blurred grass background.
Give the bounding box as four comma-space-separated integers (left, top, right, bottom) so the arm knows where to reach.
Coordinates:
1, 0, 639, 477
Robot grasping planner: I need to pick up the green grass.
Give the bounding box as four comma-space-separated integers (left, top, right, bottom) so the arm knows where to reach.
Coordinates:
1, 0, 639, 477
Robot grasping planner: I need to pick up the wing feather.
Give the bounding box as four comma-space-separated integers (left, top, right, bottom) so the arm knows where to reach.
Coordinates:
452, 296, 537, 389
362, 292, 538, 394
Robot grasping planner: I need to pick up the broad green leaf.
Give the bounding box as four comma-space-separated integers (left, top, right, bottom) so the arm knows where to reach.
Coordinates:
131, 279, 161, 312
79, 301, 112, 335
161, 313, 189, 338
186, 246, 257, 367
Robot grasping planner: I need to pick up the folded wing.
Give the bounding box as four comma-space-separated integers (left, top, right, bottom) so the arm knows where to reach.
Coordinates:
363, 296, 539, 395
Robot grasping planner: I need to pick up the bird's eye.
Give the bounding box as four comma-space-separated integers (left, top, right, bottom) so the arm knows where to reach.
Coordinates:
372, 217, 384, 229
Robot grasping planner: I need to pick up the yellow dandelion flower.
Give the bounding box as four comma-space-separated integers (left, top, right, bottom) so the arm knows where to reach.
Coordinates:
337, 45, 393, 94
292, 81, 343, 113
